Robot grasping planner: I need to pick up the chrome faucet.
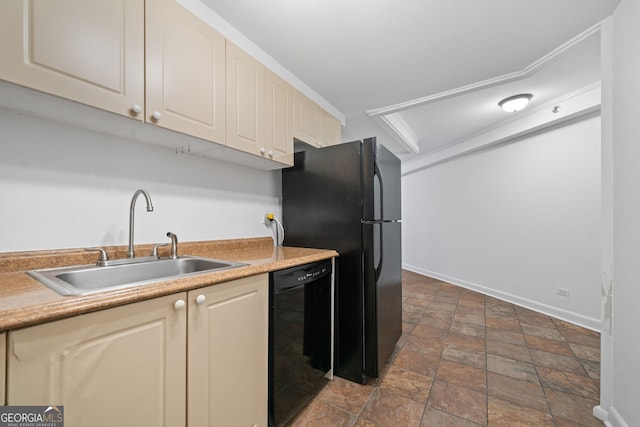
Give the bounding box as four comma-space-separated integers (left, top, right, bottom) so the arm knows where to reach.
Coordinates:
166, 232, 179, 259
128, 189, 154, 258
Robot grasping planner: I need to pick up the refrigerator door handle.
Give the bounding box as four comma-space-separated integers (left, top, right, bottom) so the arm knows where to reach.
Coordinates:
374, 222, 383, 282
374, 162, 384, 220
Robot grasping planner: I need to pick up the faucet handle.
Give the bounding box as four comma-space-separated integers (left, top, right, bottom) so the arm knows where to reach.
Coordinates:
85, 247, 109, 266
151, 243, 169, 258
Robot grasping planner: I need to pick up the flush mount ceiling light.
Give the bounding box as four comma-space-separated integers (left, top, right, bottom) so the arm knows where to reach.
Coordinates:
498, 93, 533, 112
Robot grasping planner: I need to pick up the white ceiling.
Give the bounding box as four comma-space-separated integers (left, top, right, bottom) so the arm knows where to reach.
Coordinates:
199, 0, 619, 161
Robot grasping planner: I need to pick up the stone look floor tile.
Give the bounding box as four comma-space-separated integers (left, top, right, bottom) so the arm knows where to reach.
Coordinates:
299, 273, 601, 427
436, 359, 486, 393
404, 303, 427, 324
427, 301, 458, 314
452, 311, 486, 327
427, 380, 487, 425
421, 407, 484, 427
405, 333, 445, 356
568, 342, 600, 362
545, 388, 603, 427
485, 327, 526, 346
442, 345, 486, 370
412, 324, 449, 341
525, 335, 575, 356
485, 316, 523, 332
487, 354, 539, 383
289, 399, 355, 427
486, 339, 532, 363
561, 330, 600, 348
419, 314, 452, 330
488, 396, 554, 426
446, 332, 486, 352
536, 366, 600, 400
521, 323, 566, 341
580, 359, 601, 381
450, 320, 486, 337
487, 372, 549, 413
393, 346, 441, 378
358, 388, 425, 426
379, 365, 433, 404
530, 348, 588, 376
514, 307, 557, 329
316, 376, 375, 414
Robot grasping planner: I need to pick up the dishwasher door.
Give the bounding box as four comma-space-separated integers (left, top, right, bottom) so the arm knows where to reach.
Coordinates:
269, 259, 333, 427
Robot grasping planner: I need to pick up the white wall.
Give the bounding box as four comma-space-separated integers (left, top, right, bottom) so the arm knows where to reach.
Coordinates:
402, 114, 602, 329
600, 0, 640, 425
0, 109, 281, 252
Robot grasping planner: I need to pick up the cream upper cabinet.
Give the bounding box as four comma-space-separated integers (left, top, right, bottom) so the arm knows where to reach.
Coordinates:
0, 0, 145, 119
146, 0, 226, 143
294, 89, 322, 147
294, 89, 341, 148
226, 41, 265, 156
265, 69, 294, 165
227, 43, 294, 165
321, 109, 342, 146
7, 293, 187, 427
188, 274, 268, 427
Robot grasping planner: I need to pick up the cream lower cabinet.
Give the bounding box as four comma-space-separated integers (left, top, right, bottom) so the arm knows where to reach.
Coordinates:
0, 0, 145, 119
188, 274, 268, 427
5, 274, 269, 427
6, 293, 188, 427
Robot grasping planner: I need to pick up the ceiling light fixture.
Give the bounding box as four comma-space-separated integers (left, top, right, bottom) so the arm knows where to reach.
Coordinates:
498, 94, 533, 112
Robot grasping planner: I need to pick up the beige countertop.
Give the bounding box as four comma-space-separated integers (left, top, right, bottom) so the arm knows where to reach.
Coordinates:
0, 237, 338, 332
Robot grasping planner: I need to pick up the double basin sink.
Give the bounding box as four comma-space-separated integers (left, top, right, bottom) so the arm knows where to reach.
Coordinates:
28, 256, 247, 296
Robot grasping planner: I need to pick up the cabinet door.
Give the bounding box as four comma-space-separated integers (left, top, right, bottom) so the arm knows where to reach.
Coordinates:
265, 69, 294, 165
226, 41, 265, 156
293, 89, 321, 147
188, 274, 268, 427
0, 0, 144, 119
321, 109, 342, 146
146, 0, 226, 143
7, 294, 187, 427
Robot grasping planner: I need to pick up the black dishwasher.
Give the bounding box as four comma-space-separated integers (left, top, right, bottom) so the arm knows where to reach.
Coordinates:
269, 259, 333, 427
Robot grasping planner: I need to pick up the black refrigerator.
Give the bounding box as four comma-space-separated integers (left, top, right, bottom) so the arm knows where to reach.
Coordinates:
282, 137, 402, 384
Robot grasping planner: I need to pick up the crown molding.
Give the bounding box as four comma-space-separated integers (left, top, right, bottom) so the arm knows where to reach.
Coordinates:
367, 22, 602, 118
401, 82, 602, 176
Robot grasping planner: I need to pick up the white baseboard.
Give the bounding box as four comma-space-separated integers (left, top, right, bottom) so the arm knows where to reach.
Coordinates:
594, 405, 630, 427
402, 264, 601, 332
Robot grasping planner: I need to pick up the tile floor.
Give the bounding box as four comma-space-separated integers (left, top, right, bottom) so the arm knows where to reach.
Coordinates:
291, 270, 602, 426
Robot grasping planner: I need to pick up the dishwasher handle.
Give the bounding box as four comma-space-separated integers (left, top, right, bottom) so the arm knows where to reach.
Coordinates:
272, 261, 332, 294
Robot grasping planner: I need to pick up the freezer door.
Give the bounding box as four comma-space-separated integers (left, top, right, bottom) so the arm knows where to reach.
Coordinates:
362, 221, 402, 378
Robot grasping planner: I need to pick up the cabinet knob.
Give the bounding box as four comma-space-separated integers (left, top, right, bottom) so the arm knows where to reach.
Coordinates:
196, 294, 206, 305
152, 111, 162, 121
131, 104, 142, 115
268, 150, 274, 158
260, 147, 266, 155
174, 299, 186, 310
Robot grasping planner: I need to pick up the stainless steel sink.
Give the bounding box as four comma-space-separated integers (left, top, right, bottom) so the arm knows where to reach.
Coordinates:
28, 256, 247, 296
